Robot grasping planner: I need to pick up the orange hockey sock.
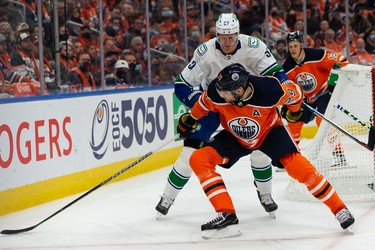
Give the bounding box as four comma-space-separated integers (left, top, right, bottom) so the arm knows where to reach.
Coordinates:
190, 146, 235, 213
280, 152, 346, 214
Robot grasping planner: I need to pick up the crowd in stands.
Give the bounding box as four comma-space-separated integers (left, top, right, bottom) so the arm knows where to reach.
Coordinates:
0, 0, 375, 98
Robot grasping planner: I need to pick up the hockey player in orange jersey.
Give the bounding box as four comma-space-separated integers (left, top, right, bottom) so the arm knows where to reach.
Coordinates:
282, 30, 349, 168
177, 63, 355, 239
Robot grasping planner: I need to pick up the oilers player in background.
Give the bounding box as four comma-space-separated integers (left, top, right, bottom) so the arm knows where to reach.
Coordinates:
280, 31, 349, 169
176, 63, 355, 239
155, 13, 292, 219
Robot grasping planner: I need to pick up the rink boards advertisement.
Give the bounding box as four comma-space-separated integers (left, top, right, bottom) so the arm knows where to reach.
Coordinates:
0, 86, 185, 215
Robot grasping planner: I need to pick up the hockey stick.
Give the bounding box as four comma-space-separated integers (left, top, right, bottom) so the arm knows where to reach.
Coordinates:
303, 102, 375, 151
334, 103, 372, 129
1, 134, 179, 235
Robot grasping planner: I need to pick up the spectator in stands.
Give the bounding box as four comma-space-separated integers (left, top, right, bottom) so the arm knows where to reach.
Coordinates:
350, 6, 373, 39
158, 54, 183, 85
0, 33, 34, 88
15, 23, 30, 37
350, 38, 374, 65
237, 5, 262, 36
0, 0, 22, 30
127, 36, 145, 73
268, 6, 289, 42
186, 3, 200, 29
314, 20, 330, 48
158, 5, 179, 34
68, 52, 96, 92
72, 41, 83, 65
58, 40, 75, 84
58, 25, 71, 43
187, 25, 202, 50
323, 28, 342, 52
70, 6, 83, 27
105, 16, 125, 38
105, 59, 130, 88
293, 19, 315, 47
324, 10, 343, 33
77, 25, 96, 49
123, 17, 144, 49
123, 51, 147, 85
306, 6, 322, 36
272, 39, 287, 65
19, 0, 51, 32
86, 43, 99, 82
0, 21, 14, 54
103, 37, 119, 54
57, 1, 70, 26
365, 29, 375, 54
10, 32, 41, 82
80, 0, 99, 28
104, 50, 119, 81
341, 31, 357, 55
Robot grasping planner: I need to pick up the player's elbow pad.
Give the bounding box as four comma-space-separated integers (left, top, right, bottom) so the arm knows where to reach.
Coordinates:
175, 84, 202, 108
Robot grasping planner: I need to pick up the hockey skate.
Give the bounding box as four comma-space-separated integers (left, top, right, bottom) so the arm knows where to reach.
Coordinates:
201, 212, 241, 239
155, 194, 174, 220
257, 191, 278, 218
336, 208, 355, 233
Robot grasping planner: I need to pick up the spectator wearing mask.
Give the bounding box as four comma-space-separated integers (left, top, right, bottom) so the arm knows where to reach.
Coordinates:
187, 25, 202, 50
105, 59, 130, 88
123, 51, 147, 85
68, 52, 96, 92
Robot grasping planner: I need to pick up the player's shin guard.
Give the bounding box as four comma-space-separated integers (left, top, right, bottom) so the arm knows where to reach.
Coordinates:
280, 152, 346, 213
156, 147, 194, 218
190, 146, 235, 213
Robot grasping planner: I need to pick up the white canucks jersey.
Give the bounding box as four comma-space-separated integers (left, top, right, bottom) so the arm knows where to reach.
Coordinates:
179, 34, 283, 90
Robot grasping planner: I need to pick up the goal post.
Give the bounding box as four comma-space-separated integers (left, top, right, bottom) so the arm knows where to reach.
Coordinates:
285, 64, 375, 201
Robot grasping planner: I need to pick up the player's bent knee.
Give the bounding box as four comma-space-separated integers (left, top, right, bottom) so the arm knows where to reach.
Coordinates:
250, 150, 272, 167
174, 147, 195, 176
280, 152, 317, 183
190, 146, 223, 173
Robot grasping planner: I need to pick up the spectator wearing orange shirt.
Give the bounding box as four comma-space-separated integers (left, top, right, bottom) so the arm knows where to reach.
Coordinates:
350, 38, 374, 65
323, 28, 341, 52
80, 0, 98, 28
268, 7, 289, 42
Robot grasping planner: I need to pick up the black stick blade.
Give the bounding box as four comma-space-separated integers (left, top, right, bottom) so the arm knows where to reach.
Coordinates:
1, 225, 36, 234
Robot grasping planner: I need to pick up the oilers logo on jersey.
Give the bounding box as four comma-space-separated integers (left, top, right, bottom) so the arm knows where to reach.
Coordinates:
228, 117, 259, 139
295, 72, 317, 93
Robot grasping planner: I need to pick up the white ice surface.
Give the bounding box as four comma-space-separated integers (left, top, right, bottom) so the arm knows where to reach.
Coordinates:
1, 140, 375, 250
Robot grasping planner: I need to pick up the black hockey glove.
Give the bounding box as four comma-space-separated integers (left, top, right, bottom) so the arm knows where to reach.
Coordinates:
177, 113, 199, 139
283, 106, 304, 123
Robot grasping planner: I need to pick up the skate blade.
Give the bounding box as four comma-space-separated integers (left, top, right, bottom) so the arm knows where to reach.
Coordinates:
346, 223, 356, 234
202, 225, 242, 239
275, 168, 286, 173
268, 211, 276, 219
155, 212, 164, 220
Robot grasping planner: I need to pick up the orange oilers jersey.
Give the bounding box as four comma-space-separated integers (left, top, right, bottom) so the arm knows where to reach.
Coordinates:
283, 48, 348, 102
190, 75, 303, 149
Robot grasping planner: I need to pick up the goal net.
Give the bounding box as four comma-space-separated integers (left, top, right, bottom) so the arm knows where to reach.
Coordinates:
285, 64, 375, 201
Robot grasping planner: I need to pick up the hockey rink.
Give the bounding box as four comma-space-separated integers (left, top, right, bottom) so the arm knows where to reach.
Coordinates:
1, 141, 375, 250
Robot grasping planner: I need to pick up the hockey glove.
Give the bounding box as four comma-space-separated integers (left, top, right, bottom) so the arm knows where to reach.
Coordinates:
177, 113, 199, 139
284, 107, 304, 123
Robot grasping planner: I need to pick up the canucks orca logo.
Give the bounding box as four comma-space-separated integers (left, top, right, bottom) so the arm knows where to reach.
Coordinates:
228, 117, 259, 139
90, 100, 110, 159
296, 72, 317, 93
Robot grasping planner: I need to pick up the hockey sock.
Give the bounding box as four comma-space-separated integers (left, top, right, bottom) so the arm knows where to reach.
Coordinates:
280, 152, 346, 214
163, 147, 194, 200
191, 146, 235, 213
287, 121, 304, 144
251, 151, 273, 194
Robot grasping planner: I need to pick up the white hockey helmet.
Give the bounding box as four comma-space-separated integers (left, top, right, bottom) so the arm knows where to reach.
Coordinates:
216, 13, 240, 35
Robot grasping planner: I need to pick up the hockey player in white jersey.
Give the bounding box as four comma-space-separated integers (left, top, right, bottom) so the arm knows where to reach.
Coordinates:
155, 13, 290, 219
